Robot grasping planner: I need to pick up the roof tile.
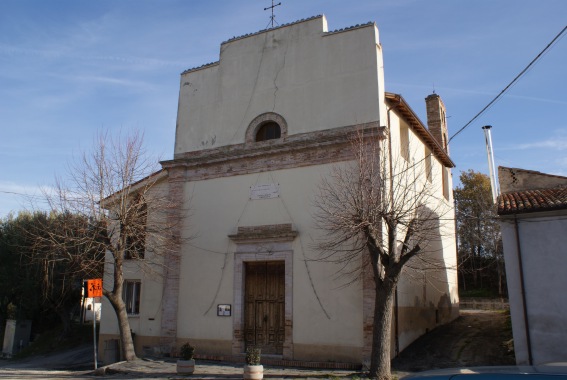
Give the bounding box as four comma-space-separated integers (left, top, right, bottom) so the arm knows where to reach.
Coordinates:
498, 187, 567, 215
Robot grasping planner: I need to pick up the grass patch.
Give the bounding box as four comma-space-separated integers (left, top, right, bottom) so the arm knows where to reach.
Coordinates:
13, 323, 94, 359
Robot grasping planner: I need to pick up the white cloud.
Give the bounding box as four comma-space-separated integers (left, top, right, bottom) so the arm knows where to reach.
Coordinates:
52, 73, 158, 90
507, 137, 567, 150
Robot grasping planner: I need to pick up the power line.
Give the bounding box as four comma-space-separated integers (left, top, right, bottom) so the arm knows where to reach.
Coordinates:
0, 190, 45, 200
449, 24, 567, 142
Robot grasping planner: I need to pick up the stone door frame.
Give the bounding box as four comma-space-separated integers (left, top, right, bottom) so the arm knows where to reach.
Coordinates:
229, 224, 296, 359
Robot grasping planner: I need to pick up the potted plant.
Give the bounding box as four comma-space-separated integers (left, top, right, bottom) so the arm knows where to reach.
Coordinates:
176, 342, 196, 375
244, 346, 263, 380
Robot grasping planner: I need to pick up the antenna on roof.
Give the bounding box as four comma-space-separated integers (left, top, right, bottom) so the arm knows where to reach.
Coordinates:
264, 0, 282, 29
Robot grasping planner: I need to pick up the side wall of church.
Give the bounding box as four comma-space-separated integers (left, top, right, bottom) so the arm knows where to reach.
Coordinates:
386, 108, 459, 355
174, 16, 383, 155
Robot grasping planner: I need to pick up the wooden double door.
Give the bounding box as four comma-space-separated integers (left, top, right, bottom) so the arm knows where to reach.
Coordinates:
244, 261, 285, 355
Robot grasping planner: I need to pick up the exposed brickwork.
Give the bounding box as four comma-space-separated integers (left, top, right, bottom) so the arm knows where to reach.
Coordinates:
161, 123, 384, 181
498, 166, 567, 194
362, 261, 375, 366
425, 93, 449, 155
159, 166, 185, 353
229, 224, 298, 242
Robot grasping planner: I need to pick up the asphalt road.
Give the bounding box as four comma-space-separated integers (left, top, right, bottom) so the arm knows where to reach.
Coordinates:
0, 309, 514, 379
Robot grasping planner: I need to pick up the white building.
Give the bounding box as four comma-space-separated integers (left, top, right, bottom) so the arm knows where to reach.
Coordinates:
498, 166, 567, 365
99, 15, 458, 366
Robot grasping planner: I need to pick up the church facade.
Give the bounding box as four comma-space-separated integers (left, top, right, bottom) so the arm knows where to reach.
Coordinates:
99, 15, 459, 366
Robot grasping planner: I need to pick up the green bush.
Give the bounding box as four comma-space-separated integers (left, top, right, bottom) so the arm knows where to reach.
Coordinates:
245, 346, 261, 365
179, 342, 195, 360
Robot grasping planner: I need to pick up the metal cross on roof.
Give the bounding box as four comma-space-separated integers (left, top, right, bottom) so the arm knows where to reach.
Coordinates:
264, 0, 282, 28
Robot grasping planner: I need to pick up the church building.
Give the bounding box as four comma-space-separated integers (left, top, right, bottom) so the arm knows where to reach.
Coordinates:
99, 15, 459, 366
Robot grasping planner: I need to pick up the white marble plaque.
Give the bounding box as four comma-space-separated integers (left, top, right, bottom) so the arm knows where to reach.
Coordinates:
250, 183, 279, 200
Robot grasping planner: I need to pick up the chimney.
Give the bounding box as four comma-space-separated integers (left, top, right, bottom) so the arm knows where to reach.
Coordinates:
425, 93, 449, 154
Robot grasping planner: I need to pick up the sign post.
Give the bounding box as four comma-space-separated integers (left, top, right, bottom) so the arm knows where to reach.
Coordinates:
87, 279, 103, 370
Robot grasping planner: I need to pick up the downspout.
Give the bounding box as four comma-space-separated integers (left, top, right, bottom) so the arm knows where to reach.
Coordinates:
514, 215, 533, 365
387, 103, 400, 357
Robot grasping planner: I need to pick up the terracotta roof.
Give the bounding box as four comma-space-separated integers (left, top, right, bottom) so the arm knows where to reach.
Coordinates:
498, 187, 567, 215
385, 92, 455, 168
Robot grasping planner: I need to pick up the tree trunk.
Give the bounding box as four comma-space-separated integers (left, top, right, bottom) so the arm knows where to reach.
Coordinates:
460, 262, 467, 292
497, 258, 504, 297
56, 306, 73, 338
471, 246, 477, 287
107, 293, 137, 361
369, 280, 396, 380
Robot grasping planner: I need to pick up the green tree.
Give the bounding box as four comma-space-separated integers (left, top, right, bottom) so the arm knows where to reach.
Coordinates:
0, 211, 101, 339
0, 213, 48, 340
25, 211, 104, 336
454, 170, 504, 296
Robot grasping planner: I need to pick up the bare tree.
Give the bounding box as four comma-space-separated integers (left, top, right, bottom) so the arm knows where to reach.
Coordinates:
31, 131, 181, 361
314, 130, 452, 380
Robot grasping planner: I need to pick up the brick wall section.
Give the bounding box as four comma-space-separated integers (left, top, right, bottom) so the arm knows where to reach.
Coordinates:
425, 94, 449, 154
362, 260, 375, 366
229, 224, 298, 242
237, 224, 293, 234
159, 166, 185, 353
498, 166, 567, 193
161, 123, 384, 181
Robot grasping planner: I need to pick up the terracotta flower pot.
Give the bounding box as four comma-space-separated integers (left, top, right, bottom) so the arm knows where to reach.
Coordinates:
177, 358, 195, 374
244, 364, 263, 379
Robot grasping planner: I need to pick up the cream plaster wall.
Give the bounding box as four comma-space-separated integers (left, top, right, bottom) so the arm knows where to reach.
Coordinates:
500, 212, 567, 365
174, 16, 383, 155
99, 180, 169, 339
175, 163, 364, 349
384, 107, 459, 353
99, 265, 165, 338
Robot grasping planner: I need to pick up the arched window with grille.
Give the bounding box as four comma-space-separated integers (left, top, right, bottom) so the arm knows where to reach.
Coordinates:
255, 121, 281, 142
245, 113, 287, 144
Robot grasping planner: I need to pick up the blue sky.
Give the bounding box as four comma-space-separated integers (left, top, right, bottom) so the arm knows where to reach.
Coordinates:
1, 0, 566, 217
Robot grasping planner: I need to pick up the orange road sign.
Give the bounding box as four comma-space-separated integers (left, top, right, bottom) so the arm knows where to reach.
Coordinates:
87, 279, 103, 298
